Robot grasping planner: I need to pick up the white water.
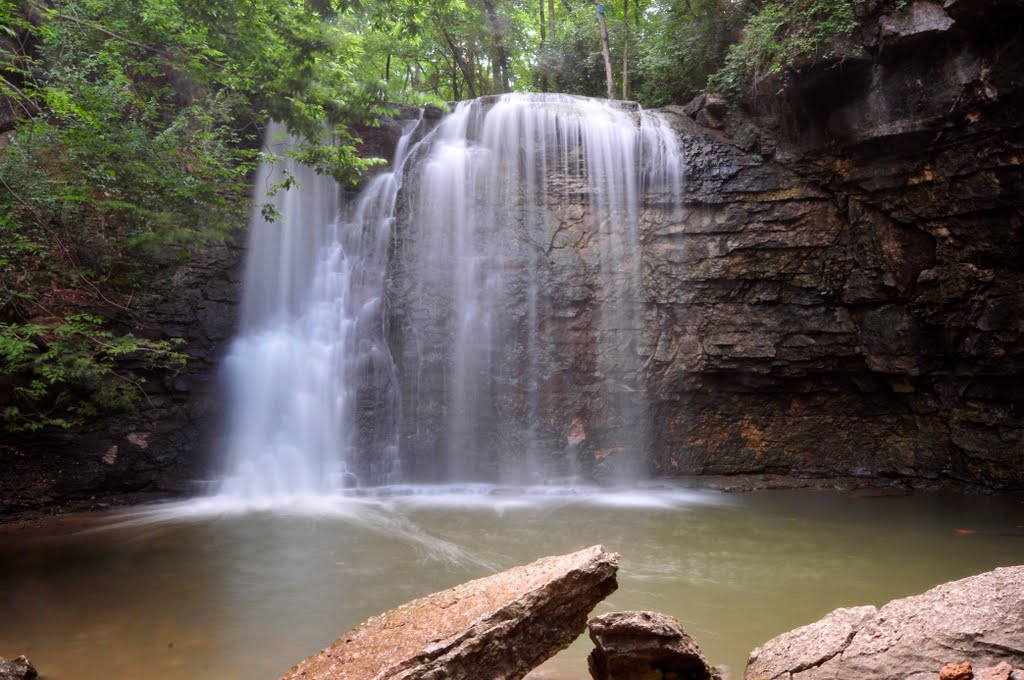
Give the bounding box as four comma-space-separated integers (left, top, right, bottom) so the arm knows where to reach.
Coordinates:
217, 121, 418, 499
397, 93, 683, 482
216, 95, 683, 502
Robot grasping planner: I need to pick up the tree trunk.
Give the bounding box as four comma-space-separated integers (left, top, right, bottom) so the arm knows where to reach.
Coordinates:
621, 0, 629, 100
439, 24, 478, 99
595, 2, 614, 99
482, 0, 511, 94
548, 0, 556, 42
540, 0, 546, 43
539, 0, 548, 92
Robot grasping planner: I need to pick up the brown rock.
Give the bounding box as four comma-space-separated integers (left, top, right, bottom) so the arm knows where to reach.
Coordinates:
587, 611, 720, 680
977, 662, 1014, 680
0, 656, 37, 680
941, 662, 974, 680
280, 545, 619, 680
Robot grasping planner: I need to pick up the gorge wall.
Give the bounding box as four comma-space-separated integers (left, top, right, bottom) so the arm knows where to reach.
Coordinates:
642, 0, 1022, 488
0, 244, 244, 514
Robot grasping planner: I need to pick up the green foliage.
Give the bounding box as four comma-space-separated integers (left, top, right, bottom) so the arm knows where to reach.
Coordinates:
707, 0, 858, 96
633, 0, 743, 106
0, 315, 185, 431
538, 5, 610, 98
0, 0, 395, 434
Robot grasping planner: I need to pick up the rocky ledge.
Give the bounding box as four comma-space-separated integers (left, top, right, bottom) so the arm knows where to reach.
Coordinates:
746, 565, 1024, 679
280, 545, 619, 680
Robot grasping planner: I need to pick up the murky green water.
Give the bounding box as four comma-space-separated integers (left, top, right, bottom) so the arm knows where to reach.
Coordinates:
1, 487, 1022, 679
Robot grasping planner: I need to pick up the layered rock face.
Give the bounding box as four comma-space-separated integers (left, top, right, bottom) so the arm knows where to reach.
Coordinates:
644, 0, 1023, 488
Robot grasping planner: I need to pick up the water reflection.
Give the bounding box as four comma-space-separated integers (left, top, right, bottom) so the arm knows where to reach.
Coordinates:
1, 488, 1021, 679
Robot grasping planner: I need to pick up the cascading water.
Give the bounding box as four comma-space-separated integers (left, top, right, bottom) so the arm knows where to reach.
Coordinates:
392, 93, 683, 484
216, 94, 682, 498
217, 122, 417, 500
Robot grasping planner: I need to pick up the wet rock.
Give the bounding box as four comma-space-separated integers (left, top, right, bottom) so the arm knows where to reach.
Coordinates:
2, 238, 245, 516
941, 662, 975, 680
746, 566, 1024, 680
645, 0, 1024, 490
0, 656, 37, 680
280, 545, 619, 680
587, 611, 721, 680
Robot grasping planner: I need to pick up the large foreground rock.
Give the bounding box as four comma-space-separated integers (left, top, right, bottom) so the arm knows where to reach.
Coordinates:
588, 611, 721, 680
281, 545, 619, 680
746, 565, 1024, 679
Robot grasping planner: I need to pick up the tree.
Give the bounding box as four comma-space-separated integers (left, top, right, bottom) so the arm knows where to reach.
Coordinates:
594, 1, 614, 99
622, 0, 629, 99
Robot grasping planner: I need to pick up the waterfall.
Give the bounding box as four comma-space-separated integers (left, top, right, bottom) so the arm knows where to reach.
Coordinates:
217, 121, 417, 499
216, 94, 682, 498
392, 94, 682, 484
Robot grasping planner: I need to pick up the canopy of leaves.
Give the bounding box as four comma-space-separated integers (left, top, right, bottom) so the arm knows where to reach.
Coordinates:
0, 0, 392, 431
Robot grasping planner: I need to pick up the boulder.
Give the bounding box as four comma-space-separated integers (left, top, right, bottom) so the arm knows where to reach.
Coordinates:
746, 566, 1024, 679
587, 611, 721, 680
280, 545, 619, 680
0, 656, 37, 680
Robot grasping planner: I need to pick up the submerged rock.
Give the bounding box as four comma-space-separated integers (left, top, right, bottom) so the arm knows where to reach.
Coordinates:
746, 565, 1024, 680
0, 656, 37, 680
587, 611, 720, 680
280, 545, 619, 680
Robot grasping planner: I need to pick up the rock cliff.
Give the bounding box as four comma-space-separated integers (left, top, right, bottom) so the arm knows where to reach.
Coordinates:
645, 0, 1022, 489
383, 0, 1022, 489
0, 242, 244, 515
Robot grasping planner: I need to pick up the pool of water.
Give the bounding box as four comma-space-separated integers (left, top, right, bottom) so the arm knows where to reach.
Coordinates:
1, 486, 1022, 679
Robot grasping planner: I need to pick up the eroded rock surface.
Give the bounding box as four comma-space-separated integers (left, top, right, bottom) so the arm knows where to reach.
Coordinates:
643, 0, 1024, 489
0, 656, 37, 680
382, 0, 1023, 490
746, 565, 1024, 680
587, 611, 721, 680
280, 545, 619, 680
